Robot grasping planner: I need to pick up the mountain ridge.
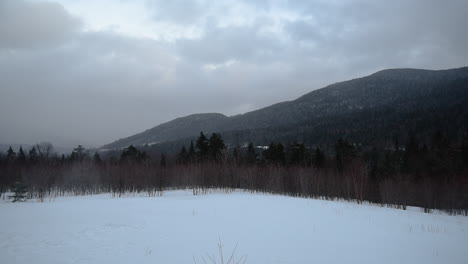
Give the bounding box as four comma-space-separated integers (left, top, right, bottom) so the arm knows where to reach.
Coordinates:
102, 66, 468, 150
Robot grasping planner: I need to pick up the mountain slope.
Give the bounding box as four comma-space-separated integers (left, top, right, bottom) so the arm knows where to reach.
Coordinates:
102, 113, 228, 149
102, 67, 468, 150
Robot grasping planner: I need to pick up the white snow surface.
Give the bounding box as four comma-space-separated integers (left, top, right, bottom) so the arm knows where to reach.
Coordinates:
0, 190, 467, 264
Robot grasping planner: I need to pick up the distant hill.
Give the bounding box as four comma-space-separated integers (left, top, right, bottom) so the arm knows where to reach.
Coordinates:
102, 113, 228, 150
102, 67, 468, 152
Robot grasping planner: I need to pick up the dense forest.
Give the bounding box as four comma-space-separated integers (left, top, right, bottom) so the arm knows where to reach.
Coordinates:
1, 131, 467, 214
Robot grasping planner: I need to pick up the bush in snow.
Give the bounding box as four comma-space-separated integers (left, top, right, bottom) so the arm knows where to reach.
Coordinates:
8, 181, 29, 202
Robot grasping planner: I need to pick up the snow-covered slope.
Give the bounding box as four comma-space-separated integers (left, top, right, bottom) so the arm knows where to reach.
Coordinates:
1, 191, 467, 264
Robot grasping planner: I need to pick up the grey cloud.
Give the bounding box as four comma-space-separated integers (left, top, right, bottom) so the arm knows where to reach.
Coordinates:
176, 22, 284, 64
0, 0, 81, 49
146, 0, 205, 24
1, 0, 468, 148
281, 0, 468, 71
284, 19, 323, 42
0, 30, 178, 147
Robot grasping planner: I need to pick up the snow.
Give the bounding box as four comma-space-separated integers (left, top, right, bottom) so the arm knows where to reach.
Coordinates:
0, 190, 467, 264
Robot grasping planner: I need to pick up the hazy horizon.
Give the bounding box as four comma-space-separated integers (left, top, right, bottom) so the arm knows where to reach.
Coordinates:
1, 0, 467, 148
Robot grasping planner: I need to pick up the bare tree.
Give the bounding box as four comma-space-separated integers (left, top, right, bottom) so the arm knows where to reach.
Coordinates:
36, 142, 55, 160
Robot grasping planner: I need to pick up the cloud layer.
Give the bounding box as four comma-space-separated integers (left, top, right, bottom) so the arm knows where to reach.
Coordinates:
1, 0, 467, 148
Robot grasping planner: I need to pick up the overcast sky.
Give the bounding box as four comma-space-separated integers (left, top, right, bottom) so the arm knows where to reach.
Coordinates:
1, 0, 467, 148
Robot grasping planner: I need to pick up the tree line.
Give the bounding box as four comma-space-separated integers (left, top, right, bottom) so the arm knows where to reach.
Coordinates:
0, 131, 467, 214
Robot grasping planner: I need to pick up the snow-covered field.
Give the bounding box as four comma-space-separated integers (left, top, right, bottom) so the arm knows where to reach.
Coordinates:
1, 190, 467, 264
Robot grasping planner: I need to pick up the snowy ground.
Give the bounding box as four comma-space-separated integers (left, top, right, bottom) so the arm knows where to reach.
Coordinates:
0, 190, 467, 264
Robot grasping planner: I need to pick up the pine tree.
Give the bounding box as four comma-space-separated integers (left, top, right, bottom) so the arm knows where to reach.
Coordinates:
264, 142, 285, 165
402, 134, 419, 174
188, 141, 195, 162
160, 154, 167, 167
177, 146, 188, 164
313, 147, 325, 168
140, 151, 149, 163
382, 151, 397, 178
335, 138, 356, 171
6, 146, 16, 162
8, 181, 28, 202
72, 145, 87, 162
246, 143, 257, 164
121, 145, 143, 162
196, 132, 209, 161
233, 147, 239, 163
276, 143, 286, 165
17, 146, 26, 164
208, 133, 225, 162
289, 142, 308, 166
462, 132, 468, 169
29, 147, 39, 163
93, 152, 102, 164
366, 147, 380, 179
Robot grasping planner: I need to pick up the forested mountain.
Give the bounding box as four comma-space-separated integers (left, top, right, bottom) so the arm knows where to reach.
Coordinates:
102, 67, 468, 152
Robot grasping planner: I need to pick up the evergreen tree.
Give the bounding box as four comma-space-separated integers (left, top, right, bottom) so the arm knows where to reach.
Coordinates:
93, 152, 102, 164
335, 138, 356, 171
393, 135, 400, 152
429, 130, 451, 175
28, 147, 39, 163
313, 147, 325, 168
177, 146, 188, 164
121, 145, 147, 162
6, 146, 16, 162
246, 143, 257, 165
72, 145, 87, 162
402, 133, 420, 174
462, 132, 468, 169
381, 151, 397, 178
188, 141, 195, 162
233, 147, 239, 163
17, 146, 27, 164
288, 142, 308, 166
406, 134, 419, 154
195, 132, 209, 161
264, 142, 286, 165
8, 181, 28, 202
366, 147, 380, 179
160, 153, 167, 167
70, 151, 77, 161
208, 133, 225, 162
276, 143, 286, 165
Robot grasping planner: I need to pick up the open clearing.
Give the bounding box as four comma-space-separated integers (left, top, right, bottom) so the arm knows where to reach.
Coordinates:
1, 190, 467, 264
